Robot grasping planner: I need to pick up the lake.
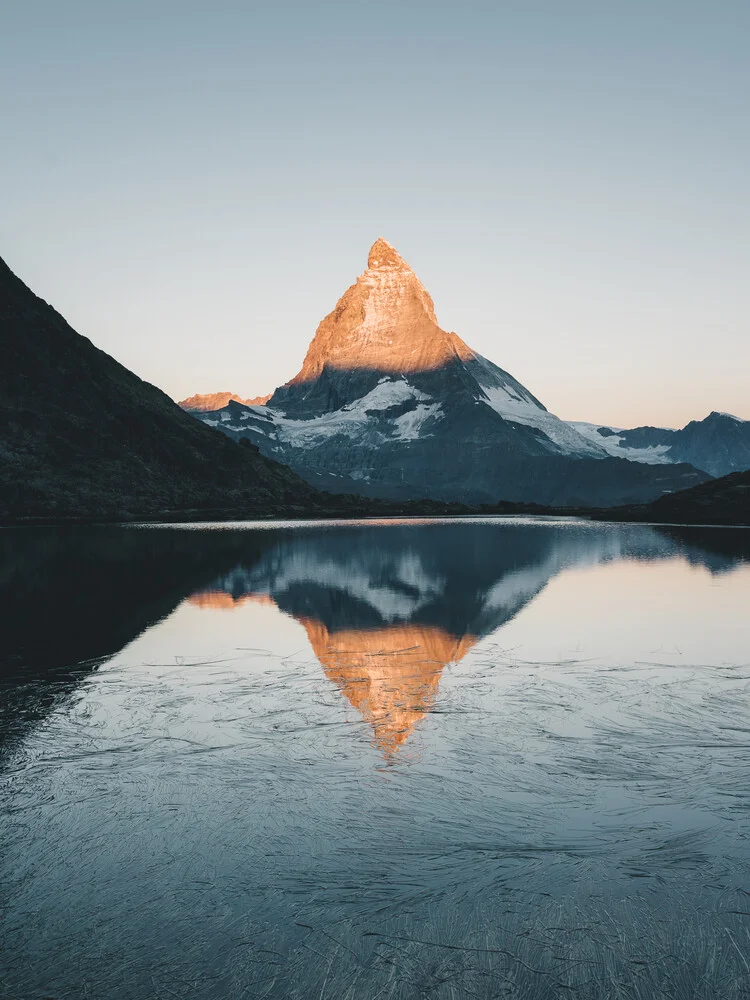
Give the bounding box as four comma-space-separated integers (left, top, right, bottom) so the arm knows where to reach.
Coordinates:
2, 518, 750, 999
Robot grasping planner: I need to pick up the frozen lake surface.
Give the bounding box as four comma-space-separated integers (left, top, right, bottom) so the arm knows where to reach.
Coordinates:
2, 518, 750, 999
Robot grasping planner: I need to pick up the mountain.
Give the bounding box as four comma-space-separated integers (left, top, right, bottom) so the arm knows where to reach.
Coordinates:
0, 255, 321, 521
572, 411, 750, 478
188, 239, 709, 506
179, 391, 271, 411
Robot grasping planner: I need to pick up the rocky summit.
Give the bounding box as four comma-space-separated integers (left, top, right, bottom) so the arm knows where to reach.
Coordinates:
190, 239, 710, 506
287, 237, 475, 382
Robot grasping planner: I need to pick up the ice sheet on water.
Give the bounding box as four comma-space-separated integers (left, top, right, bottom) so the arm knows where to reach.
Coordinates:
1, 519, 750, 998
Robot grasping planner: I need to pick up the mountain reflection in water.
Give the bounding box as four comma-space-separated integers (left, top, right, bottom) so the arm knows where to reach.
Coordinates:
183, 521, 749, 753
2, 519, 750, 1000
1, 519, 748, 757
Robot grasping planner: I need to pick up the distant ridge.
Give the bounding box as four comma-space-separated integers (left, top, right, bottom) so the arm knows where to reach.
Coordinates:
179, 391, 272, 412
573, 411, 750, 479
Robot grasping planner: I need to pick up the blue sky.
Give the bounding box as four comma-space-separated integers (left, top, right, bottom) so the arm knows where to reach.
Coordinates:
2, 1, 748, 426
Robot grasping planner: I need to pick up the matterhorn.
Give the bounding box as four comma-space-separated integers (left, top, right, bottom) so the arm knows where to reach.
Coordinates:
186, 239, 706, 505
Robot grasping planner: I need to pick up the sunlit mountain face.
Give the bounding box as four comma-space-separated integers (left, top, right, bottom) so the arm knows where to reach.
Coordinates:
185, 240, 709, 506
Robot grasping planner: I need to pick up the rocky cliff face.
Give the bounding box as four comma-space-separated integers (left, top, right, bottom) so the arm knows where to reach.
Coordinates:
288, 238, 474, 382
190, 239, 710, 506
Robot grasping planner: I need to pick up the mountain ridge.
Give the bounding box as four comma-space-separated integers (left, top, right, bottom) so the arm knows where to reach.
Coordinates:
0, 255, 321, 520
573, 410, 750, 477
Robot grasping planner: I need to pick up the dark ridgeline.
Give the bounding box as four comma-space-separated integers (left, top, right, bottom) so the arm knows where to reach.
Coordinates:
597, 469, 750, 526
0, 255, 321, 521
3, 520, 748, 755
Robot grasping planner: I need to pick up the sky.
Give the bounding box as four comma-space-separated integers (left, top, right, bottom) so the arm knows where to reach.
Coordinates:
1, 0, 748, 428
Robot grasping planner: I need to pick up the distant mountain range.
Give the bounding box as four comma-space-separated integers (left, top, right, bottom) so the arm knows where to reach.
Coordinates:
182, 238, 720, 506
573, 411, 750, 478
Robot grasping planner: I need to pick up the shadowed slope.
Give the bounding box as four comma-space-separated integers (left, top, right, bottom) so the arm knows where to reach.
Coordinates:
0, 256, 317, 520
573, 411, 750, 478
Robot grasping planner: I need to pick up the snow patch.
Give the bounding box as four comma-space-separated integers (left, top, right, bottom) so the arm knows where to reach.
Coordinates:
480, 389, 608, 458
249, 378, 442, 448
712, 412, 745, 423
392, 403, 443, 441
221, 549, 445, 623
571, 422, 674, 465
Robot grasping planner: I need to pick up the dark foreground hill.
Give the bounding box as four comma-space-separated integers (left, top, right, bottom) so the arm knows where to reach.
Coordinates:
0, 256, 325, 521
590, 470, 750, 526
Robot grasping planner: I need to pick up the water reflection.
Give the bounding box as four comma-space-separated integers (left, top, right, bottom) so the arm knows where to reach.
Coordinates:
2, 519, 750, 999
185, 521, 750, 753
1, 519, 748, 757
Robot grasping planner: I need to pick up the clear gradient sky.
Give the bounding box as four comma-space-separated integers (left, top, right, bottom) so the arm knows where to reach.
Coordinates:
2, 1, 748, 427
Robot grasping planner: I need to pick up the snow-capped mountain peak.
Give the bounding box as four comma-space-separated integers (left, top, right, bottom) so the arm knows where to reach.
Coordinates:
182, 240, 713, 504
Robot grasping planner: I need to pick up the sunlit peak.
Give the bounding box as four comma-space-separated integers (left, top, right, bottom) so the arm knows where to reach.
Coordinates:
367, 237, 410, 270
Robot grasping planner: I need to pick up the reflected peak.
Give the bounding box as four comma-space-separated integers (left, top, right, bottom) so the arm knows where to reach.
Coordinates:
301, 619, 476, 755
188, 591, 275, 610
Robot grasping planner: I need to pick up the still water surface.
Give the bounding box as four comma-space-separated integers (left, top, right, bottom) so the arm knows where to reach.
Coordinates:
2, 518, 750, 999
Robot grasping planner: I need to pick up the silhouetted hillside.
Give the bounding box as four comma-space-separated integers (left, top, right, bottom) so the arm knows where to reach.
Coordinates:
594, 470, 750, 526
0, 256, 321, 520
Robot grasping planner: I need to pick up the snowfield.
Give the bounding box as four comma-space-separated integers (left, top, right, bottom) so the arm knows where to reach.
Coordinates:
211, 378, 445, 449
570, 422, 675, 464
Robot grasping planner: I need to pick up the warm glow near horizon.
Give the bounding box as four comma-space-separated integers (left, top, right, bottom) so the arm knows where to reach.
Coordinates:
2, 2, 748, 429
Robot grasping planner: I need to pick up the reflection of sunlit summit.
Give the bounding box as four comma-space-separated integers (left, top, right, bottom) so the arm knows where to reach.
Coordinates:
188, 591, 275, 610
299, 620, 476, 755
184, 521, 643, 755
